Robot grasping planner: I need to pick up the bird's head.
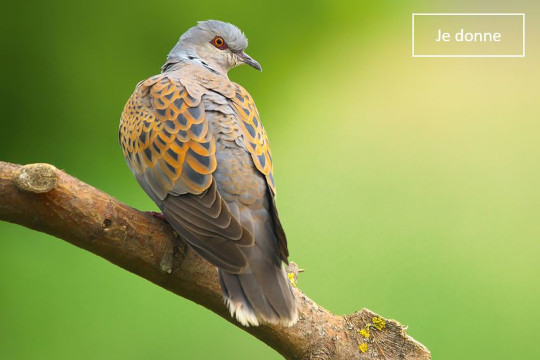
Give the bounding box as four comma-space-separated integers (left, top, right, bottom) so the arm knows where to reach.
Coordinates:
162, 20, 261, 75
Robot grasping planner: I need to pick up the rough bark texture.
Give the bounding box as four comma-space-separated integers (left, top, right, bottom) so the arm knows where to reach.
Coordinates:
0, 161, 431, 360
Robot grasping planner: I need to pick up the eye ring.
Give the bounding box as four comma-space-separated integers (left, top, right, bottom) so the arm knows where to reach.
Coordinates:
211, 36, 228, 50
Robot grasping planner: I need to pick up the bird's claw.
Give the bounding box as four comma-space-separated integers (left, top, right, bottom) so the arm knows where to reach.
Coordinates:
145, 211, 166, 221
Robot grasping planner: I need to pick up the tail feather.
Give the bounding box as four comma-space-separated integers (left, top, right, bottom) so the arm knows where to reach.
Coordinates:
218, 231, 298, 327
218, 206, 298, 327
219, 271, 261, 326
249, 246, 294, 314
219, 267, 298, 327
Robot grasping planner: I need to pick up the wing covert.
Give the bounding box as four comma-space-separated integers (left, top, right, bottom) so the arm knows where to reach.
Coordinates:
229, 85, 276, 195
119, 74, 216, 200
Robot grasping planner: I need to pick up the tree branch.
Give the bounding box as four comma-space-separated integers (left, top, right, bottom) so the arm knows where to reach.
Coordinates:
0, 161, 430, 360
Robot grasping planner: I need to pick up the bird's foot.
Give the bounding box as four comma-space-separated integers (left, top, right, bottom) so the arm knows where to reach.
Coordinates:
145, 211, 166, 221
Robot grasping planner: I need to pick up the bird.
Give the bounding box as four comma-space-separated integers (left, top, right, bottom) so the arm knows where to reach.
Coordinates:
119, 20, 298, 327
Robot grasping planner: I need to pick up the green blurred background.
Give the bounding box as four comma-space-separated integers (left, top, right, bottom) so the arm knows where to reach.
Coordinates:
1, 1, 539, 359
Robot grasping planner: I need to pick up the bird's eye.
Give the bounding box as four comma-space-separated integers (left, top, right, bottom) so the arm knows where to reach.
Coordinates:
211, 36, 228, 50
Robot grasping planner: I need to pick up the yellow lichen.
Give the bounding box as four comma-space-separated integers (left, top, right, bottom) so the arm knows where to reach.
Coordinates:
287, 272, 297, 287
359, 342, 368, 353
372, 316, 386, 330
359, 328, 370, 338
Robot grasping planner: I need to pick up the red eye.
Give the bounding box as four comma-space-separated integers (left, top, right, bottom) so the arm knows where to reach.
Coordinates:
211, 36, 228, 50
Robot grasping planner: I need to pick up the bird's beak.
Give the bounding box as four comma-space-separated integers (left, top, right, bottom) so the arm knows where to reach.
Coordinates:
238, 51, 262, 71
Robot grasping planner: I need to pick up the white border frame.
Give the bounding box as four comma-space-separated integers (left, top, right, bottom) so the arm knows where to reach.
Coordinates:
412, 13, 525, 58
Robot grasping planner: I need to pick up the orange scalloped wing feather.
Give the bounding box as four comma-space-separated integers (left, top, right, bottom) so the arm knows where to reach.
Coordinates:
229, 85, 276, 195
119, 74, 217, 200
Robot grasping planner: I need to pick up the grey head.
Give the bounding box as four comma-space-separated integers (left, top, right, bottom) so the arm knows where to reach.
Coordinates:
162, 20, 261, 75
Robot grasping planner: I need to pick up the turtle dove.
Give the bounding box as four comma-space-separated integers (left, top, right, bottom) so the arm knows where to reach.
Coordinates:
119, 20, 298, 327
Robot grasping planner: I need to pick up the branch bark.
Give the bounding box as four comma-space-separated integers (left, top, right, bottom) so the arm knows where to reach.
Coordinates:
0, 161, 430, 360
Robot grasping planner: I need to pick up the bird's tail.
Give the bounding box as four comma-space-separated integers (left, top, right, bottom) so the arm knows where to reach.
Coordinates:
218, 253, 298, 327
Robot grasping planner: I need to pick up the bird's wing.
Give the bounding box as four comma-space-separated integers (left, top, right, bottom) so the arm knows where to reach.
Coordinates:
228, 85, 276, 195
120, 74, 253, 273
227, 84, 289, 262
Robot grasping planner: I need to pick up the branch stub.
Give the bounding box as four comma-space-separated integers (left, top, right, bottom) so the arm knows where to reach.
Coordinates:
14, 163, 58, 193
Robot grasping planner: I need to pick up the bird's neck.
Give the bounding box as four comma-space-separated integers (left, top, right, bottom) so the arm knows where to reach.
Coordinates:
162, 53, 228, 78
